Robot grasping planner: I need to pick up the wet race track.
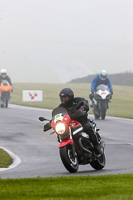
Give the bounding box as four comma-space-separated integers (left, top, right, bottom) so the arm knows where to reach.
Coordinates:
0, 104, 133, 179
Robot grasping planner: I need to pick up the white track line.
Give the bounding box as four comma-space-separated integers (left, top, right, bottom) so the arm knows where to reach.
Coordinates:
0, 146, 21, 171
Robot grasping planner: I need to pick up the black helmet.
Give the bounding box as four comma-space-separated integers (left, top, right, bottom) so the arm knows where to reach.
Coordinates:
59, 88, 74, 105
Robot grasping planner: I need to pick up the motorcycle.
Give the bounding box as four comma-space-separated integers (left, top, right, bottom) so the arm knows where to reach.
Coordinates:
0, 80, 12, 108
91, 84, 111, 120
39, 106, 105, 173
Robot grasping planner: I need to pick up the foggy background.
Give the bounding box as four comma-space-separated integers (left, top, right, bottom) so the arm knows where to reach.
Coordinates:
0, 0, 133, 83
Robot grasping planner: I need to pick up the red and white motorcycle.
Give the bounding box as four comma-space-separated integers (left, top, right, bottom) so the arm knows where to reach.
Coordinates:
39, 107, 105, 173
92, 84, 112, 120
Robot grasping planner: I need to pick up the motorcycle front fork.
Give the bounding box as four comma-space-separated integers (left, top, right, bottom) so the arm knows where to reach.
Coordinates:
57, 135, 76, 158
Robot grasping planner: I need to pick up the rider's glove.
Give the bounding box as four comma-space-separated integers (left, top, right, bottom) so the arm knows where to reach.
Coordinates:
110, 91, 113, 99
110, 91, 113, 95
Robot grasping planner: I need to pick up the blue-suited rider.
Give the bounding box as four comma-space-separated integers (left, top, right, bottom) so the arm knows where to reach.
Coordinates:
89, 70, 113, 102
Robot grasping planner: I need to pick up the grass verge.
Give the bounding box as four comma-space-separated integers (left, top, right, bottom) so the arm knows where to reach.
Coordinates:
0, 174, 133, 200
0, 148, 12, 168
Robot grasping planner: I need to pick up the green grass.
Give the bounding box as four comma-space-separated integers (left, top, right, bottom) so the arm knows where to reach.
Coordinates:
0, 174, 133, 200
10, 83, 133, 119
0, 148, 12, 168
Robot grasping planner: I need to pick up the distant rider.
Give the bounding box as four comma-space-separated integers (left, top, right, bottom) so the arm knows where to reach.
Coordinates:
0, 69, 13, 91
89, 70, 113, 103
58, 88, 102, 156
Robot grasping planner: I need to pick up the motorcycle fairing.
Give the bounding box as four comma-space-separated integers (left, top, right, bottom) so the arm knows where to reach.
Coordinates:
58, 138, 73, 148
51, 113, 72, 129
0, 81, 12, 93
96, 90, 110, 100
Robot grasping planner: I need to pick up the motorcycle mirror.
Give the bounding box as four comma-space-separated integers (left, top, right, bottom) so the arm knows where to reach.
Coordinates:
39, 117, 50, 122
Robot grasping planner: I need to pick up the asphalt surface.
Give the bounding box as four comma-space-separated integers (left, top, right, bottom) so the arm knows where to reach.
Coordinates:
0, 104, 133, 179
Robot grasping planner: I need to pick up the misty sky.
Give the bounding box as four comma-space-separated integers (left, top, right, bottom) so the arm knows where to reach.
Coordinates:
0, 0, 133, 83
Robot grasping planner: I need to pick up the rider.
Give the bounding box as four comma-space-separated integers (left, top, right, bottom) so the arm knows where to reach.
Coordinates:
89, 70, 113, 102
59, 87, 102, 156
0, 69, 13, 90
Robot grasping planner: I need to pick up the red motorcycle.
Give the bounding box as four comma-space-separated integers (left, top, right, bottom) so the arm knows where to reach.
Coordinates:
39, 107, 105, 173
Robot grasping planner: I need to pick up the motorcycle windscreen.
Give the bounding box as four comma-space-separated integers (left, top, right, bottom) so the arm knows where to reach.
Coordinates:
52, 107, 68, 118
96, 84, 108, 91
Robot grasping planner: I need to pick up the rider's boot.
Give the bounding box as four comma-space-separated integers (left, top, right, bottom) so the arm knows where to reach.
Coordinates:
81, 120, 102, 157
86, 128, 102, 157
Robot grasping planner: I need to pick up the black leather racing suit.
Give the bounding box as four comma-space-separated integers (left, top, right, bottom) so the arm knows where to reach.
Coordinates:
59, 97, 100, 152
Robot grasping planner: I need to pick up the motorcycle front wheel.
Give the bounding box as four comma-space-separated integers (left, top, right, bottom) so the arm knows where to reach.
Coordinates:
94, 112, 100, 119
5, 99, 9, 108
90, 151, 106, 170
101, 110, 106, 120
59, 145, 79, 173
1, 93, 9, 108
101, 101, 107, 120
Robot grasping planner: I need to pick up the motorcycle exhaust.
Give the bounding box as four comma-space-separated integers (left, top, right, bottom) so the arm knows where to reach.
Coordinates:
78, 137, 92, 155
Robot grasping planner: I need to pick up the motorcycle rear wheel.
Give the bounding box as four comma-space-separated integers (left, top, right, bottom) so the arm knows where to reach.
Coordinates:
90, 151, 106, 170
59, 145, 79, 173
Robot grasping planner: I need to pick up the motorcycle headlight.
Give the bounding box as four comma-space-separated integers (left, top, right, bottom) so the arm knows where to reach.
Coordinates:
55, 122, 66, 135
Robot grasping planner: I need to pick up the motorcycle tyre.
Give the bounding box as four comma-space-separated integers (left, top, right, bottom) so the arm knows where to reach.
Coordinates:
90, 151, 106, 170
93, 104, 100, 119
101, 101, 107, 120
1, 93, 9, 108
94, 112, 100, 119
5, 99, 8, 108
1, 103, 4, 108
1, 99, 8, 108
101, 111, 106, 120
59, 145, 79, 173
